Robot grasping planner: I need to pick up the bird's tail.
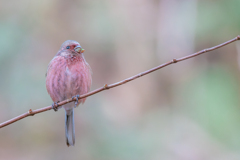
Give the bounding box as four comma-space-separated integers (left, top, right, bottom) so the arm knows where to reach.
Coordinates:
65, 109, 75, 146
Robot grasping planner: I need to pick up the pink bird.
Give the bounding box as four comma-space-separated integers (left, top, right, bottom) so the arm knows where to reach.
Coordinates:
46, 40, 92, 146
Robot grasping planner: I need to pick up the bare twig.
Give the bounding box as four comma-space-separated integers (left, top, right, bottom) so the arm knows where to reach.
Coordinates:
1, 35, 240, 128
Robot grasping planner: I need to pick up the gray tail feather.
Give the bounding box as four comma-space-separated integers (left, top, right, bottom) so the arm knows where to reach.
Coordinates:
65, 109, 75, 146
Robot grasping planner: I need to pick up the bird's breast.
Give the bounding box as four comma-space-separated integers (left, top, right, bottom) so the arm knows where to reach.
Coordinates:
46, 55, 92, 105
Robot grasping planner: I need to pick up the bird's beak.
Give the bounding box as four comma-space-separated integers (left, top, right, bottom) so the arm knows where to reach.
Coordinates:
74, 45, 85, 53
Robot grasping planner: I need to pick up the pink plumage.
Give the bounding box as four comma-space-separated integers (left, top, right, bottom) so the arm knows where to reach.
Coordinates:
46, 40, 92, 146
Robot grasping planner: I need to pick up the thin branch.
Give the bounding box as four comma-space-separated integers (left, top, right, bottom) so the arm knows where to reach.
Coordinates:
1, 35, 240, 129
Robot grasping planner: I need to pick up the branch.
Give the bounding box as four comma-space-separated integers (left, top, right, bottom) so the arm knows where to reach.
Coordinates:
1, 35, 240, 129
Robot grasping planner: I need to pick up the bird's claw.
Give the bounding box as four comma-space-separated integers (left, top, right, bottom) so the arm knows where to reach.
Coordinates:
72, 95, 80, 108
52, 102, 59, 112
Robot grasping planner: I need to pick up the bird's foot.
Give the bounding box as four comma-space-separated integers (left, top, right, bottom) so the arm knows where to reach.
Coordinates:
72, 95, 80, 108
52, 102, 59, 112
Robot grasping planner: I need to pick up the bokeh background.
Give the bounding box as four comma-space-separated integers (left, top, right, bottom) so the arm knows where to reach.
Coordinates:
1, 0, 240, 159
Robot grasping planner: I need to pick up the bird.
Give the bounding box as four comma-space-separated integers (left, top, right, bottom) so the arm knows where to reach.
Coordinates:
46, 40, 92, 146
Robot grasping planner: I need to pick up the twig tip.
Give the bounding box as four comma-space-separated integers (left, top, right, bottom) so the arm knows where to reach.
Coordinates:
237, 35, 240, 40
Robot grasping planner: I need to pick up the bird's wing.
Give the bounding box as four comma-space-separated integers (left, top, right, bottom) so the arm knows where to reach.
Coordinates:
45, 56, 62, 77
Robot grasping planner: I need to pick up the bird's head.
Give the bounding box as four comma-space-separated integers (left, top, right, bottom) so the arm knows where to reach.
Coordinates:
59, 40, 85, 57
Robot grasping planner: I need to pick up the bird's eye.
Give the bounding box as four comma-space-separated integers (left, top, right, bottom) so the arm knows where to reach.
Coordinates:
66, 46, 70, 49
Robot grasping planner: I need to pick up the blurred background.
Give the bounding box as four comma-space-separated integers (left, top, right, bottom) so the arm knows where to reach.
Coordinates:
0, 0, 240, 159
